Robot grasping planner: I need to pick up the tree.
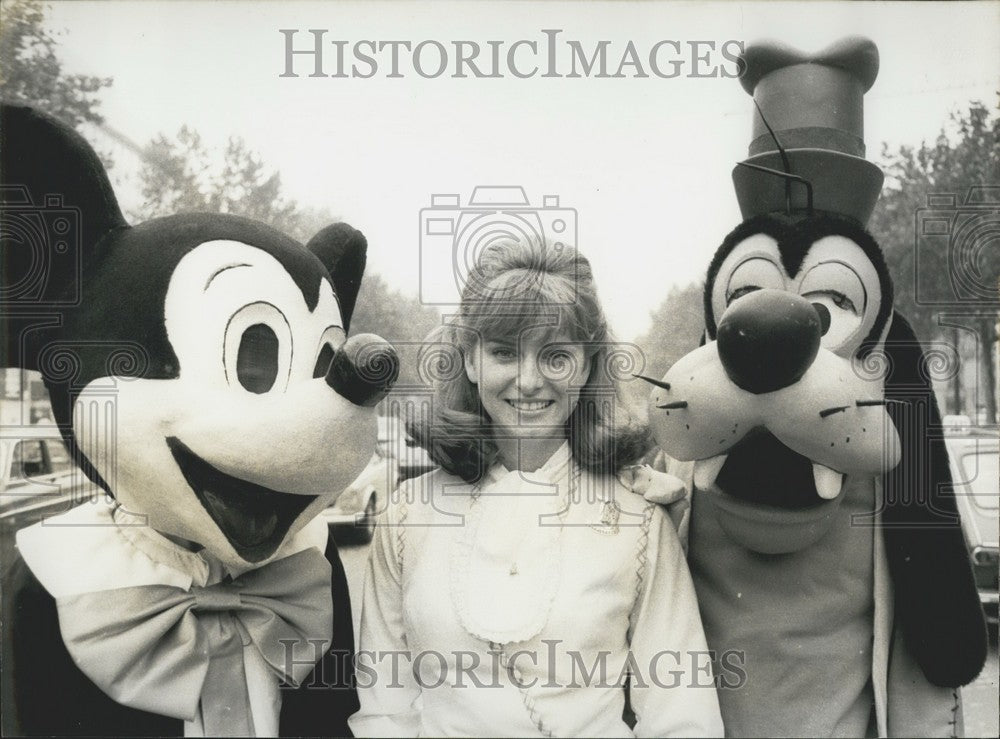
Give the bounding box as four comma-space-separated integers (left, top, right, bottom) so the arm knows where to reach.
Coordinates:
628, 282, 704, 415
135, 127, 307, 240
349, 273, 443, 389
870, 101, 999, 423
0, 0, 112, 128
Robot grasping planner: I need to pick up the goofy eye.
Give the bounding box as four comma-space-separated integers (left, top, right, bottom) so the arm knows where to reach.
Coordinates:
803, 290, 863, 350
831, 292, 857, 313
804, 290, 858, 314
797, 257, 868, 354
726, 285, 761, 305
724, 255, 785, 308
224, 302, 292, 394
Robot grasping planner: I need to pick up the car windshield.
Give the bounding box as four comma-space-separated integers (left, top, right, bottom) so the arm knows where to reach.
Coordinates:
961, 451, 999, 510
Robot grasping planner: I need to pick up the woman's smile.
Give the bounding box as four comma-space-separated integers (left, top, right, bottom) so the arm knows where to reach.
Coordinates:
505, 399, 556, 412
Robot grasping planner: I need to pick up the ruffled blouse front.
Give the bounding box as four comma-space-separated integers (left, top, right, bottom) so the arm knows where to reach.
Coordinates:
350, 445, 723, 738
451, 445, 571, 646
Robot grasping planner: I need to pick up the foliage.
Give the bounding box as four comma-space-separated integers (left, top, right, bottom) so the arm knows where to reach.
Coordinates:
135, 127, 308, 239
349, 273, 443, 388
627, 282, 704, 415
0, 0, 112, 128
869, 101, 999, 421
870, 102, 999, 340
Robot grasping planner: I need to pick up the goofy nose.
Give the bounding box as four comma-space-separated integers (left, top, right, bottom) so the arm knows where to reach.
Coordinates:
326, 333, 400, 407
716, 289, 822, 395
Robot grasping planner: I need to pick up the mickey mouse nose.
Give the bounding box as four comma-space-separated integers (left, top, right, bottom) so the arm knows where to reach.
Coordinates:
716, 289, 822, 395
326, 333, 400, 407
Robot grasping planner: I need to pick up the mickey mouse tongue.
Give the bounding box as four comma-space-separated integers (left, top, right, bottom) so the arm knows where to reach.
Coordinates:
167, 437, 316, 562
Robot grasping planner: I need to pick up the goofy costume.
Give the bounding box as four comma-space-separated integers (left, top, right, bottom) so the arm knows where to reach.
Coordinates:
642, 37, 987, 737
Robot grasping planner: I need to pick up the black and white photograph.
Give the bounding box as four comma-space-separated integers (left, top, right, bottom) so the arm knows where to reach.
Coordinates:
0, 1, 997, 736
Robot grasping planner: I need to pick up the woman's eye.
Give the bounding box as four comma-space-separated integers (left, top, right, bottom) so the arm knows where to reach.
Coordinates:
490, 346, 516, 360
726, 285, 760, 305
544, 350, 571, 367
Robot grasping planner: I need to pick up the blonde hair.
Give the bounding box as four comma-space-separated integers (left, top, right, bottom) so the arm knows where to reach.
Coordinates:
408, 239, 649, 482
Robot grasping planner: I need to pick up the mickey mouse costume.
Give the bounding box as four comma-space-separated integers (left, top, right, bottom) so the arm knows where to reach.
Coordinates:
1, 104, 399, 736
643, 38, 988, 737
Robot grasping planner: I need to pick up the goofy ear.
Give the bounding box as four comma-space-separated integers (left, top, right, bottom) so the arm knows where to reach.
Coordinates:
306, 223, 367, 333
1, 104, 128, 369
882, 311, 987, 688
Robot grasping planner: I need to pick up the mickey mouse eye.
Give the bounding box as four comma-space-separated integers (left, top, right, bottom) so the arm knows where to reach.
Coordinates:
313, 342, 335, 379
237, 324, 280, 393
224, 302, 292, 394
312, 325, 346, 379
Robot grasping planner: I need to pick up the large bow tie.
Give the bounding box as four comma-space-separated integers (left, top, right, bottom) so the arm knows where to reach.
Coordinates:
54, 547, 333, 736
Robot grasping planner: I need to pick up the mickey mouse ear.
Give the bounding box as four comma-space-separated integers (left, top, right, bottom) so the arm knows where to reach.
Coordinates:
305, 222, 368, 333
1, 104, 128, 368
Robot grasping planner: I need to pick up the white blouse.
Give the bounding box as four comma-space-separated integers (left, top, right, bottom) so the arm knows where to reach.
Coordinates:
349, 444, 723, 737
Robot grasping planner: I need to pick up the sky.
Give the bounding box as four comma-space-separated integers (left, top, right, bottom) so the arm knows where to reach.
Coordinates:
45, 0, 1000, 341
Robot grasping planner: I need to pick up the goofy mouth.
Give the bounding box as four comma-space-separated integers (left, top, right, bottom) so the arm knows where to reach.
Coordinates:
167, 437, 317, 563
703, 430, 845, 509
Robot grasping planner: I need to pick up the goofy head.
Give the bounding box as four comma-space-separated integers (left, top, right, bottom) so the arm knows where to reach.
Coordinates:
643, 38, 986, 688
1, 105, 399, 570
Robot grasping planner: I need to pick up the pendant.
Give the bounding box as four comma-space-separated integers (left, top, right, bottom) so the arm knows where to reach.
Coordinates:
590, 500, 620, 535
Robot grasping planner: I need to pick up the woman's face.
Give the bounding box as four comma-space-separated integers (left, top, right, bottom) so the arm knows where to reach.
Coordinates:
464, 327, 592, 441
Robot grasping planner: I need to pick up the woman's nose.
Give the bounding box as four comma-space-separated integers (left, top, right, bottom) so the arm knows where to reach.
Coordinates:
517, 355, 545, 393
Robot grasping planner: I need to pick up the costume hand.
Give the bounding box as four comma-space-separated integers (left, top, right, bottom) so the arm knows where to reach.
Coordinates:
619, 464, 686, 504
618, 465, 690, 536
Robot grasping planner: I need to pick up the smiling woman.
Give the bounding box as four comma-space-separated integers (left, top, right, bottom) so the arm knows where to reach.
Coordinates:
409, 239, 650, 481
350, 240, 723, 737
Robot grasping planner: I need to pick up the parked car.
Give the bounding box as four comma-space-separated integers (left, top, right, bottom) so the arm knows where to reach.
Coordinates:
323, 416, 436, 544
378, 414, 436, 484
0, 428, 95, 533
945, 429, 999, 626
323, 448, 397, 544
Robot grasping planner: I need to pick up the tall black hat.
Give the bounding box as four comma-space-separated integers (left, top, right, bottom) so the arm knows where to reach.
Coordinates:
732, 36, 884, 224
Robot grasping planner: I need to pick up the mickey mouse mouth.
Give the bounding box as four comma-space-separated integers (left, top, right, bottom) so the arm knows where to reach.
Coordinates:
166, 437, 317, 563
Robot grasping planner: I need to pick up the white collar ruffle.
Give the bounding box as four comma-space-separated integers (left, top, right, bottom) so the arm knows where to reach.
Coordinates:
450, 442, 574, 645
